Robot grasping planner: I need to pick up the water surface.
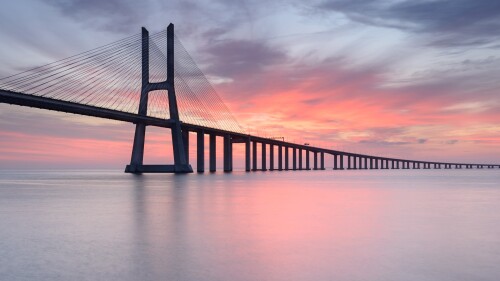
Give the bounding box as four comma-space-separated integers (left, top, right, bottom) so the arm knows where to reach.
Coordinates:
1, 170, 499, 281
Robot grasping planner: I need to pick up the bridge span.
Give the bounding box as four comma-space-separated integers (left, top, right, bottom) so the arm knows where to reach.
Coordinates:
0, 24, 498, 173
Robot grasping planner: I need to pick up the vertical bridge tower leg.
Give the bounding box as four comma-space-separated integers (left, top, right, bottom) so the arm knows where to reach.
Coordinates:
125, 24, 193, 173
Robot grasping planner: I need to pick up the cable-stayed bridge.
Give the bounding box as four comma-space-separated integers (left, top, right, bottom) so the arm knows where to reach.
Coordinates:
0, 24, 498, 173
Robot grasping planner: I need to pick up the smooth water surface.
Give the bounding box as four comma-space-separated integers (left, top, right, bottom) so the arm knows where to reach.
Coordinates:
1, 170, 499, 281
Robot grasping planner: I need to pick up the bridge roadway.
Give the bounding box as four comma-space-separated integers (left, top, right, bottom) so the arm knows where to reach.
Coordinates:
1, 89, 499, 172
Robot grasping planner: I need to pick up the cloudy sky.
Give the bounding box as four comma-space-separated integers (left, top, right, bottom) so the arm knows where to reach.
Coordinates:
0, 0, 499, 169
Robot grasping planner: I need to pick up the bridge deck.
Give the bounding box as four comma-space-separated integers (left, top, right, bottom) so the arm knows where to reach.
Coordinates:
0, 90, 175, 128
0, 89, 497, 168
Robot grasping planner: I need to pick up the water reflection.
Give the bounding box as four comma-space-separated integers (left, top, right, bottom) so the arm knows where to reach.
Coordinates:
0, 170, 499, 281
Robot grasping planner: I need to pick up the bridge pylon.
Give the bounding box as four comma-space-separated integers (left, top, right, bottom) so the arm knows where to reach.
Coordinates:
125, 24, 193, 174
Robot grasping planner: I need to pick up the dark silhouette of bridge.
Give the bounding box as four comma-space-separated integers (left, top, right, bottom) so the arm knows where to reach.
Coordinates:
0, 24, 498, 173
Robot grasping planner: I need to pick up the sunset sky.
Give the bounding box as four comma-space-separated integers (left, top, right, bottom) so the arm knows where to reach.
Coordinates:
0, 0, 499, 169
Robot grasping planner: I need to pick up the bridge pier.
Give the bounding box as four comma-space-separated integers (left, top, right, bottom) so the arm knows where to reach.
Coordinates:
252, 141, 257, 171
182, 130, 189, 165
285, 147, 289, 170
223, 134, 232, 172
293, 148, 297, 170
321, 152, 325, 170
313, 152, 318, 170
125, 25, 192, 174
304, 149, 311, 170
197, 131, 204, 173
270, 144, 275, 171
262, 142, 267, 171
245, 138, 251, 172
278, 145, 283, 171
299, 149, 303, 170
209, 134, 216, 172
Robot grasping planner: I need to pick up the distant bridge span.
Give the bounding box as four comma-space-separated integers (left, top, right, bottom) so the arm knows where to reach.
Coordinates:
0, 24, 498, 173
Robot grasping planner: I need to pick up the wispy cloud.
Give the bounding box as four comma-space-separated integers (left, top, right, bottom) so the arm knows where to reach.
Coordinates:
0, 0, 499, 167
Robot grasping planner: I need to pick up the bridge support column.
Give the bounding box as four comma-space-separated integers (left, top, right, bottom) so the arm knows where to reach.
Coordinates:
129, 124, 146, 172
299, 149, 303, 170
245, 138, 251, 172
252, 141, 257, 171
306, 150, 310, 170
262, 143, 267, 171
348, 155, 352, 170
278, 145, 283, 171
270, 144, 274, 171
285, 147, 289, 170
363, 157, 367, 170
333, 154, 338, 170
293, 148, 297, 170
209, 134, 216, 172
313, 152, 318, 170
182, 130, 189, 164
223, 134, 232, 172
340, 155, 344, 170
197, 131, 204, 173
321, 152, 325, 170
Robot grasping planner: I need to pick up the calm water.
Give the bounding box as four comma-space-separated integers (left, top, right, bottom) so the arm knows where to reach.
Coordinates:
0, 169, 499, 281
